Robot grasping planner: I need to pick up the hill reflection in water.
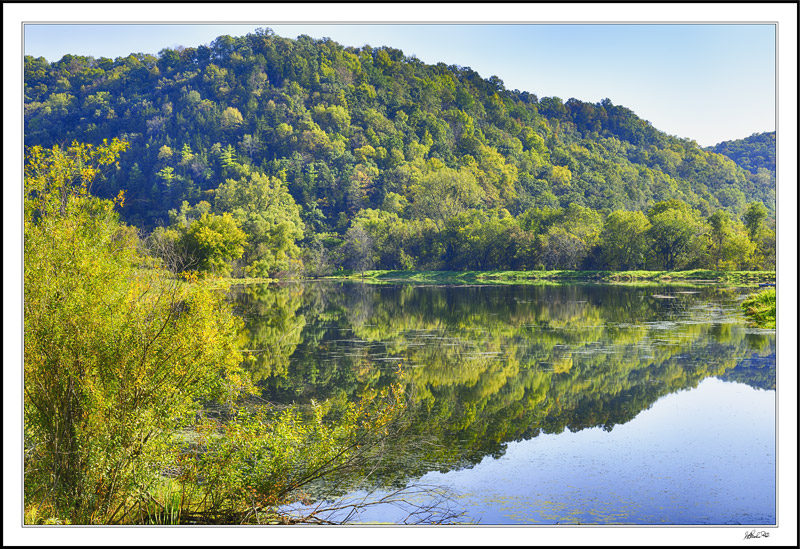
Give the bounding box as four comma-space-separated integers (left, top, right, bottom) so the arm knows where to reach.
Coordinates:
229, 281, 775, 516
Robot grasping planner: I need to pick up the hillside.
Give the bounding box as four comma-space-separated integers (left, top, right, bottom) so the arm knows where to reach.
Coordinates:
708, 132, 775, 175
707, 131, 776, 205
23, 29, 776, 276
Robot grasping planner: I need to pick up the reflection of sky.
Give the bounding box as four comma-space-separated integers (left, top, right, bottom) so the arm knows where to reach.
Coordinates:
330, 377, 775, 525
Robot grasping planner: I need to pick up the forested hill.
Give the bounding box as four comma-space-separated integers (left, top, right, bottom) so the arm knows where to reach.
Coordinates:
708, 131, 776, 178
24, 29, 776, 276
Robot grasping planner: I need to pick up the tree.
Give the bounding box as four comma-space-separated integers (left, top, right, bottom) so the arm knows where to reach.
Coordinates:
753, 225, 776, 270
181, 212, 247, 276
240, 133, 260, 161
706, 210, 756, 270
214, 172, 305, 277
549, 165, 572, 195
348, 209, 407, 270
217, 143, 241, 177
719, 225, 756, 270
743, 201, 768, 240
539, 226, 589, 270
410, 167, 484, 232
24, 141, 251, 523
560, 203, 602, 245
599, 210, 651, 270
444, 208, 517, 270
220, 106, 244, 129
740, 201, 774, 270
343, 224, 375, 277
707, 210, 730, 270
646, 201, 707, 270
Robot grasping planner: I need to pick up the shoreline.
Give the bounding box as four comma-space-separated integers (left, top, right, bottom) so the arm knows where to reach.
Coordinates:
318, 269, 776, 287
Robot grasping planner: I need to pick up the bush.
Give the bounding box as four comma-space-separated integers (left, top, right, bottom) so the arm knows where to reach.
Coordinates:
24, 141, 251, 523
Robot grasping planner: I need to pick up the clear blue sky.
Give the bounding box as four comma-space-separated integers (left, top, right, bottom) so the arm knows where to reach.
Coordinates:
23, 22, 775, 147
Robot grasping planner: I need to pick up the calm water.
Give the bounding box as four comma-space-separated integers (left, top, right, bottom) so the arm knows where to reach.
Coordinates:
230, 281, 776, 525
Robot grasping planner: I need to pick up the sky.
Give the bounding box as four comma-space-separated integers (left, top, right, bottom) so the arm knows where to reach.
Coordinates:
21, 22, 776, 147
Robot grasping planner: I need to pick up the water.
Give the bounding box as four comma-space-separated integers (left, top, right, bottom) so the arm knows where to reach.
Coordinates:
229, 281, 776, 525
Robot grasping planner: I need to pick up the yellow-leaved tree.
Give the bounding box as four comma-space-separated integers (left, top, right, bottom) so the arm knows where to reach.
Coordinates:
23, 140, 252, 524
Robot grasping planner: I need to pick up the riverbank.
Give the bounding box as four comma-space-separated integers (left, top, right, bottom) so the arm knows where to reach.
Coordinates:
741, 287, 777, 328
325, 269, 776, 286
194, 269, 776, 289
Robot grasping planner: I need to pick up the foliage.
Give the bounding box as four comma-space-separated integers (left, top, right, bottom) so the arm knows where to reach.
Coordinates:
181, 211, 248, 276
443, 209, 518, 270
708, 131, 775, 176
24, 141, 252, 523
741, 288, 776, 329
23, 31, 776, 278
343, 224, 376, 276
23, 140, 427, 525
646, 200, 708, 270
707, 210, 756, 270
176, 384, 408, 524
743, 201, 768, 240
215, 172, 305, 277
410, 167, 485, 231
599, 210, 651, 270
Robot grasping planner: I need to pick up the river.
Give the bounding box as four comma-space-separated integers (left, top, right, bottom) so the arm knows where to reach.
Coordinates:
229, 281, 776, 525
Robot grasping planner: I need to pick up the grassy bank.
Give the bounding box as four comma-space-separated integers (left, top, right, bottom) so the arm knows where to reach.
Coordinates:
741, 288, 776, 328
326, 269, 775, 286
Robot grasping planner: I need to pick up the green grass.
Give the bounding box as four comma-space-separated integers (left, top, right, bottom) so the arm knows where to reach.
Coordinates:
324, 269, 775, 287
741, 288, 776, 329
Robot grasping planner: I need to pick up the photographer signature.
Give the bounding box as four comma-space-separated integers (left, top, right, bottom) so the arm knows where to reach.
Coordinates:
743, 529, 770, 540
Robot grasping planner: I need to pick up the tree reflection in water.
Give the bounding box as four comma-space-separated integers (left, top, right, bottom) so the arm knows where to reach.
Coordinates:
228, 281, 775, 493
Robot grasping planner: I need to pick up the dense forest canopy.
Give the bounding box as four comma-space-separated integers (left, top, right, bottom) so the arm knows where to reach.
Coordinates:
23, 28, 776, 276
707, 131, 775, 182
708, 131, 775, 174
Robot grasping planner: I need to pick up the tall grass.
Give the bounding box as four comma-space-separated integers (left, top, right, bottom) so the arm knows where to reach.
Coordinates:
741, 288, 776, 329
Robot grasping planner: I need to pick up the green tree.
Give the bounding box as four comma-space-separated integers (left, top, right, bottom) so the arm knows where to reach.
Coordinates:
560, 203, 603, 245
214, 172, 305, 277
753, 225, 776, 270
743, 201, 768, 240
720, 225, 756, 270
344, 224, 376, 277
707, 210, 731, 270
539, 226, 589, 270
24, 141, 251, 523
349, 208, 409, 270
646, 201, 708, 270
181, 212, 247, 276
410, 166, 484, 232
599, 210, 651, 270
220, 106, 244, 129
444, 208, 518, 270
707, 210, 756, 270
